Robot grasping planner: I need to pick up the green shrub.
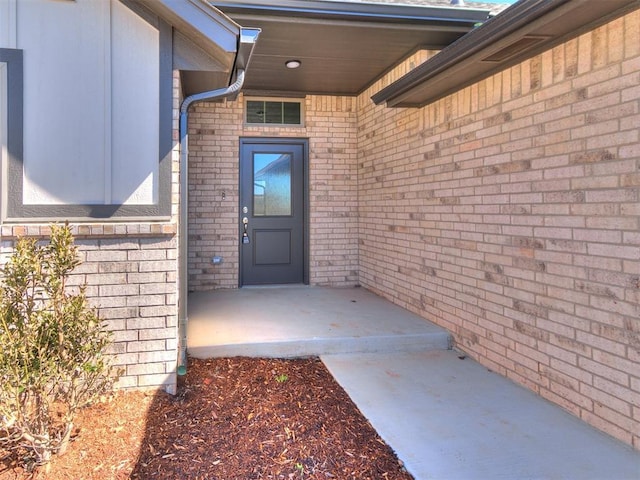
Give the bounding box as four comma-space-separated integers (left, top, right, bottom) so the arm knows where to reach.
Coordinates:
0, 224, 117, 467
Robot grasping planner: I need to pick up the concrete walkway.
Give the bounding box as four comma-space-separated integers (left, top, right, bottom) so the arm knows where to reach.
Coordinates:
187, 286, 640, 479
324, 351, 640, 480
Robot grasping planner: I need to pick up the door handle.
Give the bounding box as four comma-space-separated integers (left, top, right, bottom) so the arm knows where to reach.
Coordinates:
241, 217, 250, 244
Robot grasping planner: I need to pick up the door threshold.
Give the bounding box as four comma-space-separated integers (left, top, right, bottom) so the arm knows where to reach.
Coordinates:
241, 283, 309, 289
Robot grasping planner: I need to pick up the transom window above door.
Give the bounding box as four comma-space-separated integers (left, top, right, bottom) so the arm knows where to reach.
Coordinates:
245, 98, 304, 126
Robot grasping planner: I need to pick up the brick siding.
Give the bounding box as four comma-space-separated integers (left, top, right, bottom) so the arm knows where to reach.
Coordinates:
187, 11, 639, 449
188, 95, 359, 289
0, 225, 179, 393
357, 11, 640, 449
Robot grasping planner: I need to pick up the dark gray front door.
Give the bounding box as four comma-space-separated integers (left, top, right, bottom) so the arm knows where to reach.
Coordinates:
240, 139, 307, 285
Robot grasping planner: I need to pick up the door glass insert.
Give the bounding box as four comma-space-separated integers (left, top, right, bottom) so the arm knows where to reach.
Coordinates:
253, 153, 292, 216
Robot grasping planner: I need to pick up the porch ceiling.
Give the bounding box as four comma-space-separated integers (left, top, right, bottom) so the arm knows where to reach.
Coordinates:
213, 0, 492, 96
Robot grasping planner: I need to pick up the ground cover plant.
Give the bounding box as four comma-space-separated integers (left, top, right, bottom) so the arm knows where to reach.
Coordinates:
0, 357, 414, 479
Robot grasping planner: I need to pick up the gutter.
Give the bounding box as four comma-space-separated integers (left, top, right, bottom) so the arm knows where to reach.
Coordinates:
177, 27, 260, 379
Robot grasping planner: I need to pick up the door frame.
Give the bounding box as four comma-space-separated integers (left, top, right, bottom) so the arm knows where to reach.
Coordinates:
238, 137, 310, 287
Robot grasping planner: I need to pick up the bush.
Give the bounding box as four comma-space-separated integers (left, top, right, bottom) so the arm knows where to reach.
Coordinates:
0, 224, 117, 467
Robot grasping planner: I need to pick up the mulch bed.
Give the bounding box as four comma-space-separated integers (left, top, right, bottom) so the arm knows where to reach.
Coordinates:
0, 357, 413, 480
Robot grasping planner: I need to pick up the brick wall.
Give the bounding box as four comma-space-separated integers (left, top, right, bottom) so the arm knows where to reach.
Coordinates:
188, 94, 359, 289
0, 225, 180, 393
357, 11, 640, 449
72, 233, 178, 391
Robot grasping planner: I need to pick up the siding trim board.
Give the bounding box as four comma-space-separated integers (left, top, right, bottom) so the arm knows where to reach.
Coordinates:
4, 13, 173, 221
0, 48, 23, 221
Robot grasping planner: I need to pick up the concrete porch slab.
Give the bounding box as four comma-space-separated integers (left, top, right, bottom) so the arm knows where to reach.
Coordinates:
322, 350, 640, 480
187, 286, 450, 358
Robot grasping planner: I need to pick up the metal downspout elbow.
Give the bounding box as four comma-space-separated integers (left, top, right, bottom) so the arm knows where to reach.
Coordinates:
176, 27, 260, 385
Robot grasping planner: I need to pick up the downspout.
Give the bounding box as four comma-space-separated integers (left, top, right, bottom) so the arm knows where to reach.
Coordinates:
177, 28, 260, 379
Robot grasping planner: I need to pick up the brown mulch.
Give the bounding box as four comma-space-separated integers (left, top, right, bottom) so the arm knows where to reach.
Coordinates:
1, 357, 413, 480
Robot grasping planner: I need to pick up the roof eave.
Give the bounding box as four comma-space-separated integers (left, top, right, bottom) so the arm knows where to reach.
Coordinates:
214, 0, 491, 25
372, 0, 640, 108
138, 0, 241, 73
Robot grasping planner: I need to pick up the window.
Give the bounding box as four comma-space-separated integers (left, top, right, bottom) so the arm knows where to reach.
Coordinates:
246, 98, 303, 126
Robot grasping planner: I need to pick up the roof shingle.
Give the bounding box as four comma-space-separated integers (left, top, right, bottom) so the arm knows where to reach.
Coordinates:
335, 0, 510, 16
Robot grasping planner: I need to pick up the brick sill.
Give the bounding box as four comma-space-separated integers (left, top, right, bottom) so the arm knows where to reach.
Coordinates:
1, 222, 178, 240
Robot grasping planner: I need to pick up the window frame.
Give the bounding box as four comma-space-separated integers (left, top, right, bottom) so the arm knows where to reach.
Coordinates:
244, 97, 305, 127
1, 17, 173, 222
